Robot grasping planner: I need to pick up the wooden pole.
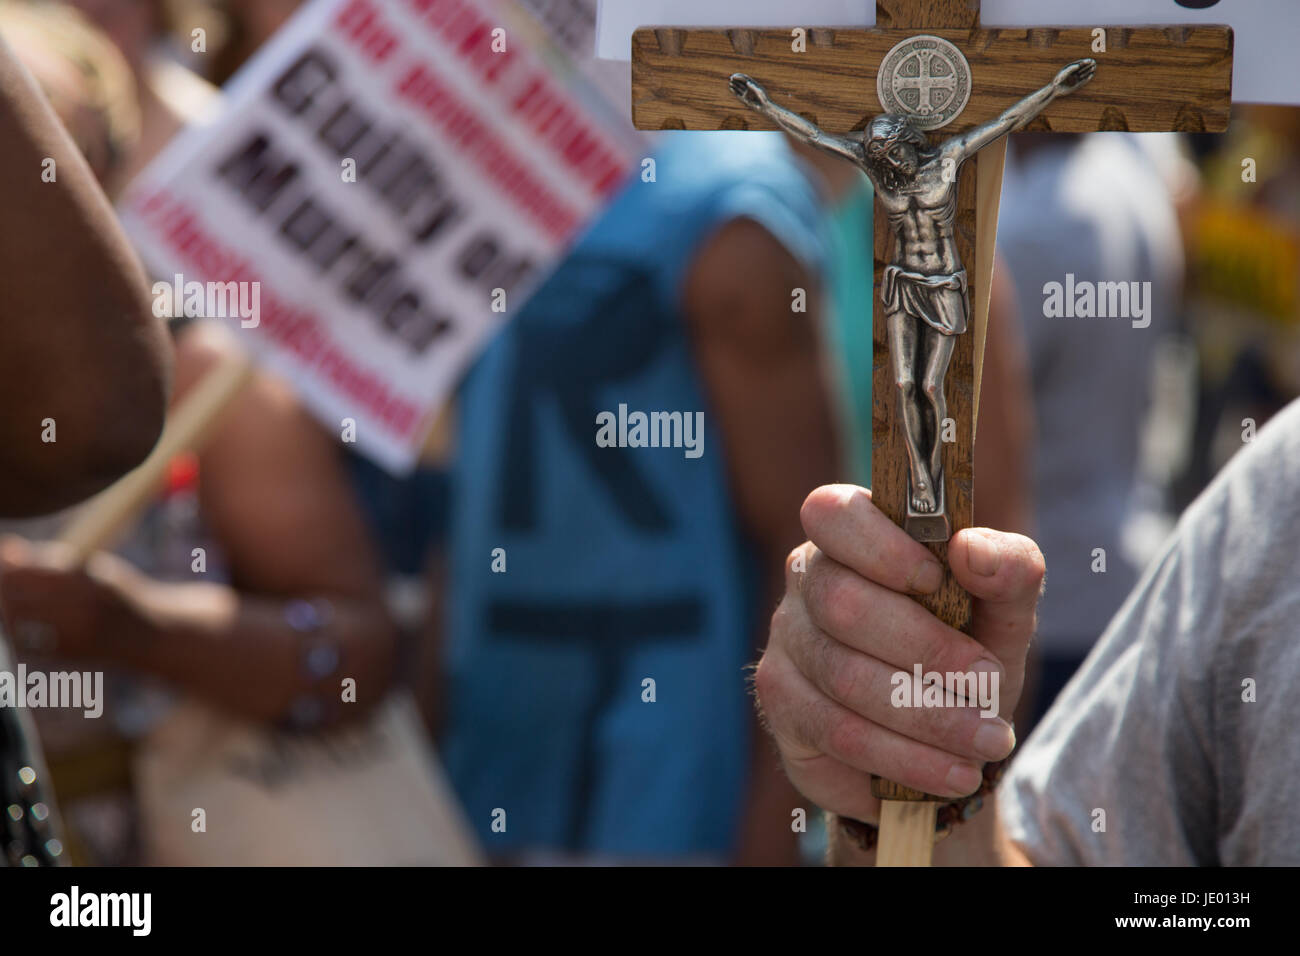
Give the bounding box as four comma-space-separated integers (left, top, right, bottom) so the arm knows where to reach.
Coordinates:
58, 348, 255, 562
872, 136, 1005, 866
862, 0, 982, 868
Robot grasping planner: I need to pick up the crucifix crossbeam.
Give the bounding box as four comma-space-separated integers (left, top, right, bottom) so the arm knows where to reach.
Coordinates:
633, 15, 1233, 136
628, 0, 1233, 866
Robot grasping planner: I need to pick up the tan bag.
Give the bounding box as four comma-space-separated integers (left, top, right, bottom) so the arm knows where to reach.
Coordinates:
135, 692, 480, 866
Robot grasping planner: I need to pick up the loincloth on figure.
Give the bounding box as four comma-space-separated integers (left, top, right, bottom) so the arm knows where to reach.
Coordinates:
880, 265, 969, 335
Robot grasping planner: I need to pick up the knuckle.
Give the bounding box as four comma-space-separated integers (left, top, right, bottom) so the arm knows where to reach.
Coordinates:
769, 596, 795, 642
768, 602, 812, 670
914, 700, 970, 751
808, 566, 860, 637
801, 484, 870, 542
915, 623, 957, 672
843, 485, 872, 515
935, 642, 999, 695
799, 486, 835, 538
752, 652, 781, 709
783, 544, 806, 589
824, 709, 868, 764
799, 555, 829, 613
823, 645, 862, 706
880, 537, 919, 588
1005, 533, 1046, 591
897, 746, 964, 796
946, 760, 984, 797
907, 704, 951, 747
937, 635, 990, 676
1022, 540, 1048, 588
753, 656, 810, 755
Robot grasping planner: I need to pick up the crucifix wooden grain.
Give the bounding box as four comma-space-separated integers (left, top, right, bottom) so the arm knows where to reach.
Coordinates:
630, 0, 1233, 865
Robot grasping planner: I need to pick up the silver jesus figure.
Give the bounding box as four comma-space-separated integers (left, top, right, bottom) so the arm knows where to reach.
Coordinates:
730, 59, 1096, 536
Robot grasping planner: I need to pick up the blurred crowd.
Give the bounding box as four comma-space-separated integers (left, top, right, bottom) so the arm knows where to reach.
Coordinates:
0, 0, 1297, 867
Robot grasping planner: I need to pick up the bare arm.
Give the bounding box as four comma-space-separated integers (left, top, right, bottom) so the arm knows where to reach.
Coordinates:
138, 326, 395, 722
0, 325, 395, 725
730, 74, 864, 167
684, 219, 839, 864
0, 38, 171, 515
942, 59, 1096, 166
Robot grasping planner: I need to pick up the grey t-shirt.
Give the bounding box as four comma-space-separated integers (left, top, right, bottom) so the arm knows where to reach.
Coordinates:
1000, 398, 1300, 865
999, 134, 1184, 656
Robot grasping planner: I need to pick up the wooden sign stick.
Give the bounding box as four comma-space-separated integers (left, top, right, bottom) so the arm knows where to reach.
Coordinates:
631, 0, 1232, 865
58, 348, 255, 563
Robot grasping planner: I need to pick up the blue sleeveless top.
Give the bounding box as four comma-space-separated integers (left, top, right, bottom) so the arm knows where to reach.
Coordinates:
441, 132, 829, 858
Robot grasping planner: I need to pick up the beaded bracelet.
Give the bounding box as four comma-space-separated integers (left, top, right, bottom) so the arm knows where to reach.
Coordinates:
837, 755, 1012, 853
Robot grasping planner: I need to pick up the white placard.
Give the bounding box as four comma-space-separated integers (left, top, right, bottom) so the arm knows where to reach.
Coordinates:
122, 0, 637, 472
597, 0, 1299, 105
515, 0, 643, 124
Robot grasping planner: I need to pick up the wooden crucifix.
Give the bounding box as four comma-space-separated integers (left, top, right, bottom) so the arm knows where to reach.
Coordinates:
630, 0, 1233, 866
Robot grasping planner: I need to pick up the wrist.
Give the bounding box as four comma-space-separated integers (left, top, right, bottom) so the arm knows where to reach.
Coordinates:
831, 754, 1014, 862
99, 574, 164, 666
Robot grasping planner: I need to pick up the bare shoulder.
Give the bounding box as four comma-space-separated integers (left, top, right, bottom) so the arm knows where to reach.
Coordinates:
172, 323, 318, 471
683, 217, 816, 355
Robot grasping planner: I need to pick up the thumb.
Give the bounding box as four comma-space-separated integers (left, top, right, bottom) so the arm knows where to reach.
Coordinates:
948, 528, 1045, 668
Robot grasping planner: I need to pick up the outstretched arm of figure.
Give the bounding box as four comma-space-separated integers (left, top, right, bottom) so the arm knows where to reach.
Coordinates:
729, 73, 864, 167
942, 59, 1096, 165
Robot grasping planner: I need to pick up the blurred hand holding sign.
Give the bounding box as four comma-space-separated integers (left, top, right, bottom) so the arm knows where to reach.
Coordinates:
121, 0, 639, 472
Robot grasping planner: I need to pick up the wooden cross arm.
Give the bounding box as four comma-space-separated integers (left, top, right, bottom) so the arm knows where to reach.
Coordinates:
632, 26, 1233, 134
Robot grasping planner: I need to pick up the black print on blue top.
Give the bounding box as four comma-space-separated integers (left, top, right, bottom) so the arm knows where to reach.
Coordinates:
486, 257, 706, 851
498, 259, 675, 533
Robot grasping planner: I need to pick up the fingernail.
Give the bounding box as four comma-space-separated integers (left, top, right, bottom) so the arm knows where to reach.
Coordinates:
966, 530, 1002, 576
974, 719, 1016, 761
907, 558, 944, 594
946, 762, 982, 796
972, 658, 1002, 680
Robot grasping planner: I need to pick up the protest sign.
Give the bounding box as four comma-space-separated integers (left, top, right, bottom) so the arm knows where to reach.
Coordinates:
515, 0, 639, 119
122, 0, 638, 471
516, 0, 601, 67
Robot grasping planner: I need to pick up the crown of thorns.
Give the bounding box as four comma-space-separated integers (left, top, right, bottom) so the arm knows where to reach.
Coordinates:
865, 115, 929, 158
